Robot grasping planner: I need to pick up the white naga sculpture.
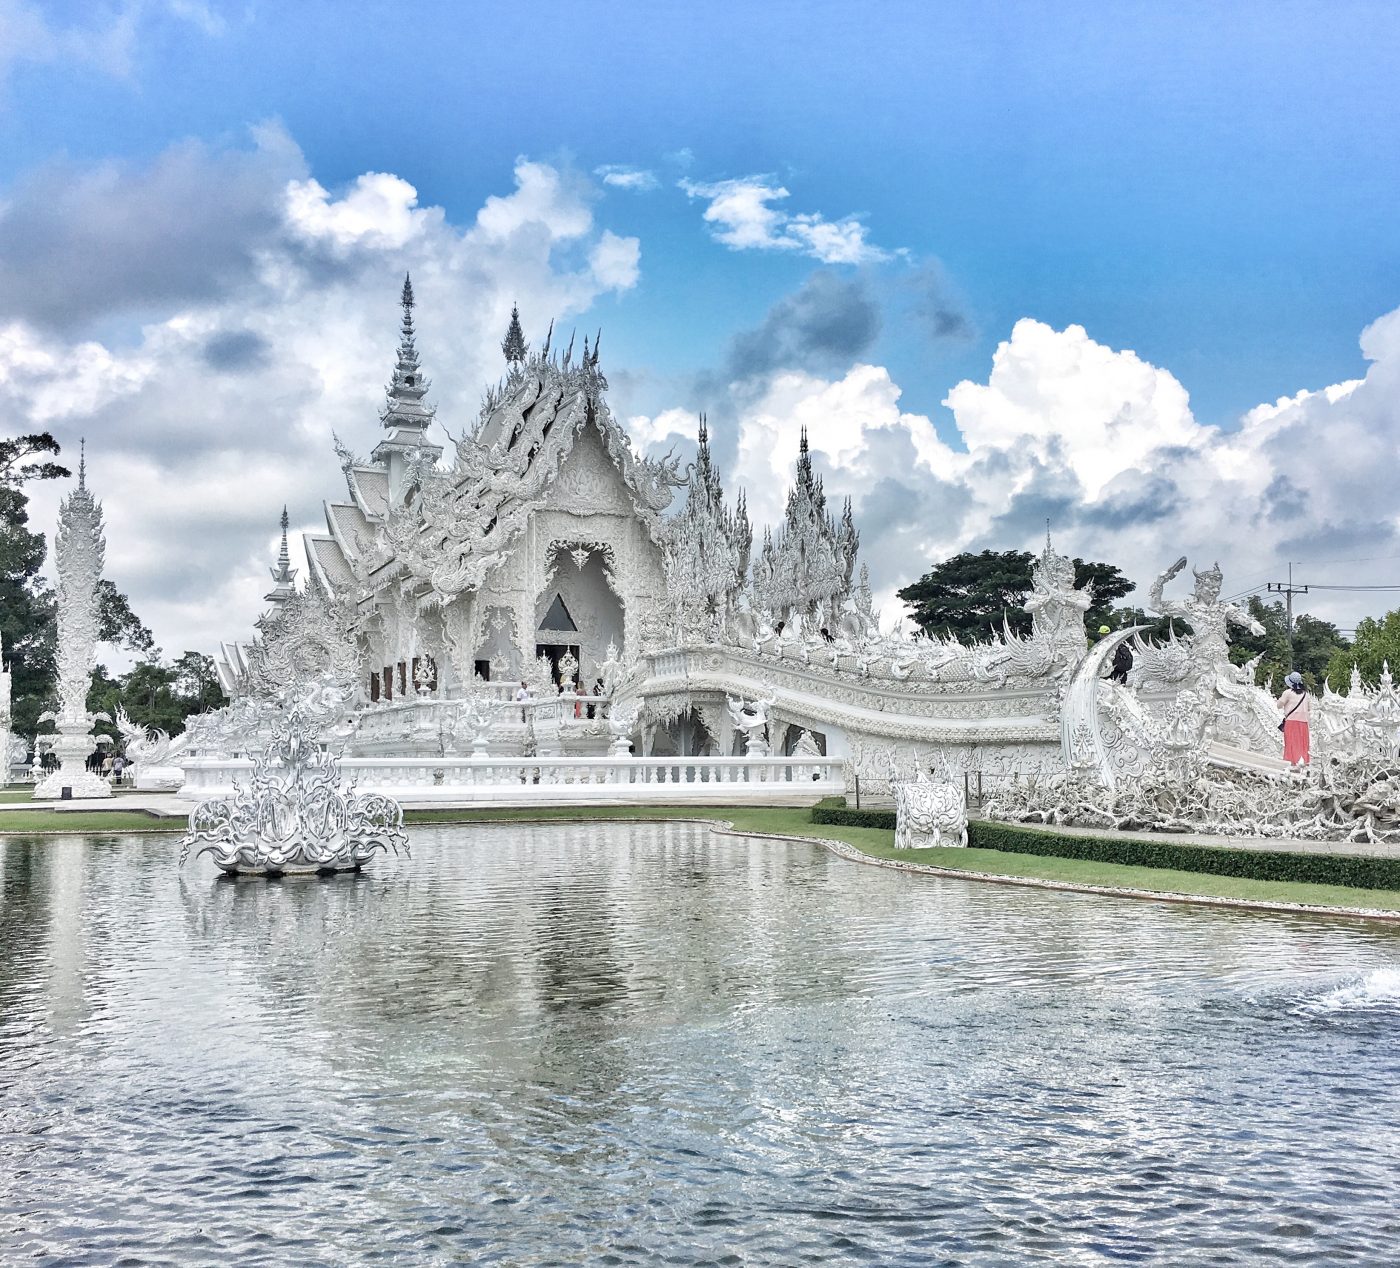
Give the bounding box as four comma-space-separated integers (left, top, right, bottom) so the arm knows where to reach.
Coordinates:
180, 688, 408, 876
726, 691, 776, 756
114, 706, 188, 791
35, 451, 113, 800
893, 771, 969, 849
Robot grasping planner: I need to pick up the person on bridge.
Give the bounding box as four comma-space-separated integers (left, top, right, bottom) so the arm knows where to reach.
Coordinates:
1276, 671, 1311, 766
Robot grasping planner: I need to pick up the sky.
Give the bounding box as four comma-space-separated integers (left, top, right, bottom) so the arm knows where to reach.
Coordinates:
1, 0, 1398, 661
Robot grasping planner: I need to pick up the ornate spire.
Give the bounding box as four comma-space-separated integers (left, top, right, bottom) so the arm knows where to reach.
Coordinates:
78, 437, 86, 491
502, 303, 528, 364
380, 272, 436, 432
265, 505, 298, 605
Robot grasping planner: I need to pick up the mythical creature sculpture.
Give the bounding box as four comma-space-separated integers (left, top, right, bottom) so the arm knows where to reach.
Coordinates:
180, 692, 408, 876
1144, 557, 1265, 673
726, 691, 777, 756
114, 706, 188, 790
893, 772, 969, 849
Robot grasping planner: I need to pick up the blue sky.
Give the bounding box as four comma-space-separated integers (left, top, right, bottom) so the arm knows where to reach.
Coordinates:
2, 0, 1398, 652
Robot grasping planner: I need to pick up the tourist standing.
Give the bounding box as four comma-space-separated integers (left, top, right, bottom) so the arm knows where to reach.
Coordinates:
1277, 672, 1311, 765
112, 754, 125, 785
515, 680, 530, 723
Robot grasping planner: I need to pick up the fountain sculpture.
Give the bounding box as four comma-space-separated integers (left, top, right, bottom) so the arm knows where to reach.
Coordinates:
180, 689, 408, 876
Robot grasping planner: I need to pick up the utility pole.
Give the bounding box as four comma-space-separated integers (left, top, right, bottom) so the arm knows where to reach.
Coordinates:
1268, 563, 1309, 666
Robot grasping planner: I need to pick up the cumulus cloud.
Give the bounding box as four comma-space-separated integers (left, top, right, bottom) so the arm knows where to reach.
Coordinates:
595, 165, 659, 192
679, 175, 888, 265
0, 136, 644, 659
633, 305, 1400, 632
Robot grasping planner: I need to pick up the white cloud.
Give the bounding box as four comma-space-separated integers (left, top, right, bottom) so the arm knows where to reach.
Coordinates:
0, 0, 225, 85
285, 172, 441, 253
694, 311, 1400, 634
2, 142, 645, 661
625, 407, 695, 451
679, 175, 888, 265
588, 229, 641, 291
595, 165, 659, 192
473, 159, 593, 243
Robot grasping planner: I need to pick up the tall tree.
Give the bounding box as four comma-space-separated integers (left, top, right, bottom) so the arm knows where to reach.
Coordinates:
1227, 596, 1349, 690
0, 433, 69, 737
898, 549, 1134, 644
1324, 609, 1400, 691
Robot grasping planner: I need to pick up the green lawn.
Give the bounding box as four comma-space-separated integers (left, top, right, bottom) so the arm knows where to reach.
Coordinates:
0, 810, 182, 832
3, 801, 1398, 913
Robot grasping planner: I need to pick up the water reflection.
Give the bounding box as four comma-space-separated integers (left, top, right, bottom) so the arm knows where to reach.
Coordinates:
2, 821, 1399, 1265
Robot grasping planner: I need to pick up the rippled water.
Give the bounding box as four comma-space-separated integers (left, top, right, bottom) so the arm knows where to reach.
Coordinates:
3, 823, 1400, 1265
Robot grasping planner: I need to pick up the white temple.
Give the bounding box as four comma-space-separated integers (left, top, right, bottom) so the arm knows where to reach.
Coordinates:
211, 278, 912, 770
183, 277, 1400, 836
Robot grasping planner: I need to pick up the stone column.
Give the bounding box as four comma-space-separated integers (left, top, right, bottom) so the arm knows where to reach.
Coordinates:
34, 453, 112, 800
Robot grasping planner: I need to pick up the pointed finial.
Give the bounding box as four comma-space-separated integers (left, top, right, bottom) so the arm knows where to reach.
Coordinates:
502, 302, 528, 364
267, 504, 298, 599
1045, 518, 1052, 555
401, 271, 414, 310
542, 318, 554, 358
78, 438, 86, 489
698, 412, 708, 445
591, 328, 602, 366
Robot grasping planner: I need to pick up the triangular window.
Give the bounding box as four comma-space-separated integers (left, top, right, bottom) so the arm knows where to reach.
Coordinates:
542, 594, 578, 631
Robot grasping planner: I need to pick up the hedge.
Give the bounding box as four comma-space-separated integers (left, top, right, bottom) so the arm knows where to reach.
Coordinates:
811, 801, 1400, 891
812, 804, 895, 830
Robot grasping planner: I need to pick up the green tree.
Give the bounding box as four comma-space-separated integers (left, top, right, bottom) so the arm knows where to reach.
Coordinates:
171, 651, 225, 715
96, 580, 157, 658
1228, 596, 1350, 691
1324, 609, 1400, 691
1104, 605, 1190, 644
898, 549, 1135, 644
0, 434, 69, 737
87, 652, 227, 745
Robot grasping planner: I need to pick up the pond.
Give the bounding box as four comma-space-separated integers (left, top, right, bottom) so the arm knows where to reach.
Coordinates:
2, 822, 1399, 1265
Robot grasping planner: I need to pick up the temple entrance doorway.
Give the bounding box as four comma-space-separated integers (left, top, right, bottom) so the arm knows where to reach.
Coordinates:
534, 546, 625, 688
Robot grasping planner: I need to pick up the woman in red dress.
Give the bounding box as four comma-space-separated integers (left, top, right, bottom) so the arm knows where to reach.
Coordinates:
1276, 671, 1311, 765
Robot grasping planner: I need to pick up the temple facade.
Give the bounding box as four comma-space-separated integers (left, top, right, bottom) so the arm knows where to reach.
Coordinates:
219, 279, 864, 741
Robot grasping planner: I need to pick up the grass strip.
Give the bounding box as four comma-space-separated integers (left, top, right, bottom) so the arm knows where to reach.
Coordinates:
0, 810, 183, 832
812, 804, 1400, 893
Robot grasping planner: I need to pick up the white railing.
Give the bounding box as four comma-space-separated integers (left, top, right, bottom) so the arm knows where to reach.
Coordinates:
178, 754, 846, 805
